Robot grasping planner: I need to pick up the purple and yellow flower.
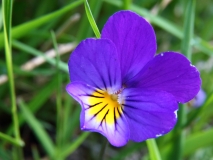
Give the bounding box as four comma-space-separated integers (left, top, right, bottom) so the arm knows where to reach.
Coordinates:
66, 11, 201, 147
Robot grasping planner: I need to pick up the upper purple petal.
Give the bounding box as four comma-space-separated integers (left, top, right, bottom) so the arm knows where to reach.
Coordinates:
129, 52, 201, 103
69, 38, 121, 93
121, 88, 178, 142
101, 10, 156, 84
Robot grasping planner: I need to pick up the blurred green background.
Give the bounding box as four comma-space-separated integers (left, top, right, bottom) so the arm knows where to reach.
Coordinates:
0, 0, 213, 159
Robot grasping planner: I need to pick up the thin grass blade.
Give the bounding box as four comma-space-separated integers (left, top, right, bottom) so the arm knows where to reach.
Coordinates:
84, 0, 101, 38
0, 0, 83, 48
146, 139, 162, 160
18, 99, 55, 158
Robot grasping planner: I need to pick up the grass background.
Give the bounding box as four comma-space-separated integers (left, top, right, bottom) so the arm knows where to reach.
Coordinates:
0, 0, 213, 159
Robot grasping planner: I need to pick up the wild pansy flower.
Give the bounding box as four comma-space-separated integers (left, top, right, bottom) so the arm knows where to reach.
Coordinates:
66, 11, 201, 147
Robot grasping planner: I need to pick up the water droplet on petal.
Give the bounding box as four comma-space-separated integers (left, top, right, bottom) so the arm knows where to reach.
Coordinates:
156, 134, 162, 137
174, 109, 178, 118
190, 64, 195, 67
161, 53, 164, 56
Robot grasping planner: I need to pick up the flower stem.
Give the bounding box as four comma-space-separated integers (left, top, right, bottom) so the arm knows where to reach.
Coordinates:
146, 139, 162, 160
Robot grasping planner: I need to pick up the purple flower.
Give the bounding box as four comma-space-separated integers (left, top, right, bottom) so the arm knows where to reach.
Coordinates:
189, 89, 206, 108
66, 11, 201, 147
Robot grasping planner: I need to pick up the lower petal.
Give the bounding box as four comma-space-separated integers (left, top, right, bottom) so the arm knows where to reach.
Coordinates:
66, 82, 129, 147
121, 88, 178, 142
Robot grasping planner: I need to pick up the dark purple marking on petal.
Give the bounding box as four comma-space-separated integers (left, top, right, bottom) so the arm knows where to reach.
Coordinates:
121, 88, 178, 142
86, 102, 103, 109
129, 52, 201, 103
101, 10, 157, 83
66, 82, 129, 147
99, 109, 109, 127
68, 38, 122, 93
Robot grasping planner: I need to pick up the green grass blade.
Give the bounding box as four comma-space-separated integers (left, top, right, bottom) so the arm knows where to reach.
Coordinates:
2, 0, 23, 149
183, 128, 213, 156
18, 99, 55, 158
77, 0, 102, 41
12, 40, 68, 72
51, 30, 63, 159
0, 8, 3, 31
181, 0, 195, 60
61, 132, 90, 159
161, 127, 213, 158
173, 1, 195, 160
84, 0, 101, 38
32, 146, 40, 160
0, 132, 24, 146
0, 149, 11, 160
193, 92, 213, 130
63, 104, 81, 143
146, 139, 162, 160
5, 78, 59, 137
162, 128, 213, 157
122, 0, 132, 10
0, 0, 83, 48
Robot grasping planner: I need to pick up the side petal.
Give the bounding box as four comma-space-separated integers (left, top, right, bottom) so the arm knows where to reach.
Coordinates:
101, 11, 157, 83
66, 82, 129, 147
121, 88, 178, 142
129, 52, 201, 103
69, 38, 121, 93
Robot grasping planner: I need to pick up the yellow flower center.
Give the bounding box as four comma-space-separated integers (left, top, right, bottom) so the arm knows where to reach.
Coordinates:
88, 90, 123, 124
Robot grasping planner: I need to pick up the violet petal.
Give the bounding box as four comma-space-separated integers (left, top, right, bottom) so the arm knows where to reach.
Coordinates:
129, 52, 201, 103
121, 88, 178, 142
101, 11, 156, 83
68, 38, 121, 93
